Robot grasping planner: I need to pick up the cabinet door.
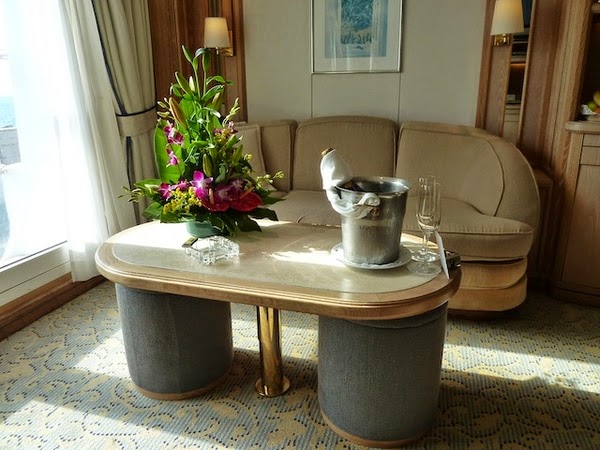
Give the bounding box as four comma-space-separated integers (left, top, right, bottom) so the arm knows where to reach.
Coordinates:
562, 159, 600, 289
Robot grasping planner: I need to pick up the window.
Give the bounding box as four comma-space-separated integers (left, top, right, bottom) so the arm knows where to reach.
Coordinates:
0, 1, 70, 306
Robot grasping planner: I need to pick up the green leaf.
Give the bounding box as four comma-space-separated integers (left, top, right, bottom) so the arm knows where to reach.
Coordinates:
259, 196, 284, 206
172, 84, 182, 97
202, 154, 213, 177
225, 135, 239, 151
160, 210, 185, 223
194, 48, 206, 59
142, 202, 163, 220
207, 75, 227, 84
249, 208, 279, 221
215, 165, 227, 183
210, 92, 223, 111
182, 45, 193, 64
154, 127, 181, 183
202, 50, 211, 77
133, 178, 161, 190
236, 215, 262, 233
231, 144, 243, 165
175, 72, 193, 96
224, 98, 240, 122
202, 85, 224, 103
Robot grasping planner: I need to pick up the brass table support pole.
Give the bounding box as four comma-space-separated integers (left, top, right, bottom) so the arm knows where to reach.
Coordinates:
255, 306, 290, 397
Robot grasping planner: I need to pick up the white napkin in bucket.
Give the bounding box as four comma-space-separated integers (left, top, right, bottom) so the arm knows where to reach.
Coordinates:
320, 148, 380, 219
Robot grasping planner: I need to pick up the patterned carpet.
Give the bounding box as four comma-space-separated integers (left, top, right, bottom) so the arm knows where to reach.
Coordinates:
1, 281, 599, 449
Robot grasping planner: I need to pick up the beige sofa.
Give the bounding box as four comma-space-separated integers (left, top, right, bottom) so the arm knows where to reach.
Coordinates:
242, 116, 539, 315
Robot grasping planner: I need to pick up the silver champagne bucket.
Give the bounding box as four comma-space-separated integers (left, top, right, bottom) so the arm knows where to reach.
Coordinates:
337, 176, 410, 265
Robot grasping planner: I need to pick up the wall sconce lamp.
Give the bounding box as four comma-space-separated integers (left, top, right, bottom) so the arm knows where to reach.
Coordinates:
491, 0, 524, 46
204, 17, 234, 56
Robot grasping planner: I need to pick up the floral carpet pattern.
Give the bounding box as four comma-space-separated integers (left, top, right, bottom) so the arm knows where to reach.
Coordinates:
0, 282, 599, 449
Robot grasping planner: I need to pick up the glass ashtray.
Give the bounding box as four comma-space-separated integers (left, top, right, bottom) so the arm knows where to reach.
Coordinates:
184, 236, 239, 265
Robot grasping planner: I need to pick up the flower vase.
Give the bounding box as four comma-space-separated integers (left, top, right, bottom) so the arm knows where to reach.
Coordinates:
186, 221, 222, 238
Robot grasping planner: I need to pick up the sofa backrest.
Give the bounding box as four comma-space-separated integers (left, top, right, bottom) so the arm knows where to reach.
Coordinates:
396, 121, 539, 229
292, 116, 398, 191
249, 120, 296, 192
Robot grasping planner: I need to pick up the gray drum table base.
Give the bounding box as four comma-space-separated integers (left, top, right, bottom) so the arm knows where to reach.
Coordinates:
318, 303, 448, 448
116, 284, 233, 400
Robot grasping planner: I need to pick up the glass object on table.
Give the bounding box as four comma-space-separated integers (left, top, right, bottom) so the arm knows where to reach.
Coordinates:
408, 177, 442, 276
411, 176, 439, 262
185, 236, 239, 265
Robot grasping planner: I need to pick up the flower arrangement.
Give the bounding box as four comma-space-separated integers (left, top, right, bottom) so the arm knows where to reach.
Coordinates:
128, 46, 282, 236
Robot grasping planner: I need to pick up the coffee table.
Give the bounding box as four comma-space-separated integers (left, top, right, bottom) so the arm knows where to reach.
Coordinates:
95, 220, 460, 399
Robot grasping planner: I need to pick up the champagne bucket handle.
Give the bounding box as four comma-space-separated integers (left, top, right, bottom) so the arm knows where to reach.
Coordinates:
325, 188, 380, 219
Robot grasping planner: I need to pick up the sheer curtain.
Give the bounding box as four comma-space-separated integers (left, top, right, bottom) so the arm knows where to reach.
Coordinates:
60, 0, 138, 280
2, 0, 137, 281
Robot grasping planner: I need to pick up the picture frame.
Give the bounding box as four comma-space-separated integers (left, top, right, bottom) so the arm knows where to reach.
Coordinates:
312, 0, 402, 74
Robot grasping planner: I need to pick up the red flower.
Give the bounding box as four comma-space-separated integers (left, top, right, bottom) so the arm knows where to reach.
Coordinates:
229, 191, 262, 212
203, 201, 229, 212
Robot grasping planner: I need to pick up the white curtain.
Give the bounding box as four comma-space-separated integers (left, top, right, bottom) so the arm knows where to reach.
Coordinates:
60, 0, 138, 280
92, 0, 157, 221
2, 0, 137, 281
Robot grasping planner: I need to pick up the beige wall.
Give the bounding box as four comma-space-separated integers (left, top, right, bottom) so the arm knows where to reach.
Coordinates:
243, 0, 485, 125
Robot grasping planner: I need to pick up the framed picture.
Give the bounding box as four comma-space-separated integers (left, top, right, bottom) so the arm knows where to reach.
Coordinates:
312, 0, 402, 73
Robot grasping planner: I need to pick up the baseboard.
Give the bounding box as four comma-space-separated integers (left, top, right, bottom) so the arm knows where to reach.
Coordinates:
0, 274, 105, 341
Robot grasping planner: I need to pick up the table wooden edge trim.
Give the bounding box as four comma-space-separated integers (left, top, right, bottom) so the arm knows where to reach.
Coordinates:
96, 245, 461, 320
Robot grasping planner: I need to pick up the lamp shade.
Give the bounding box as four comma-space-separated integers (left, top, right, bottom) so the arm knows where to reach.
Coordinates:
204, 17, 231, 48
491, 0, 524, 36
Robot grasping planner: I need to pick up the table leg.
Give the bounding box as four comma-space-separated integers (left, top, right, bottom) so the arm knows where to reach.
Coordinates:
255, 306, 290, 397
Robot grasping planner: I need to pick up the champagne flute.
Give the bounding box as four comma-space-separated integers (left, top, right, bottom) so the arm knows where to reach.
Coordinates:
411, 176, 438, 262
408, 178, 442, 276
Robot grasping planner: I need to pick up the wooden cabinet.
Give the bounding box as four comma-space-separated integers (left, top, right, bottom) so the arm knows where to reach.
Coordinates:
551, 121, 600, 305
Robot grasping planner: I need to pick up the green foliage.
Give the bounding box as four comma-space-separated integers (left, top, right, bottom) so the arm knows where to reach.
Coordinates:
125, 46, 284, 236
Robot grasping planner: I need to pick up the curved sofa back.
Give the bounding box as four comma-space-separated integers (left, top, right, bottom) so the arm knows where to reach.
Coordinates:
292, 116, 398, 191
396, 121, 539, 229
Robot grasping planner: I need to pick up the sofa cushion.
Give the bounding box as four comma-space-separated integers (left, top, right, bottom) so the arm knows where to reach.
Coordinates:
403, 197, 534, 261
272, 192, 533, 261
269, 190, 340, 225
293, 116, 398, 191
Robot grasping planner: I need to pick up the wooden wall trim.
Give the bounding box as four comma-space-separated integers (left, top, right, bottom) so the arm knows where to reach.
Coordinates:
517, 0, 562, 163
476, 0, 496, 129
0, 274, 105, 341
546, 1, 591, 179
148, 0, 246, 120
484, 45, 513, 136
222, 0, 247, 122
476, 0, 513, 136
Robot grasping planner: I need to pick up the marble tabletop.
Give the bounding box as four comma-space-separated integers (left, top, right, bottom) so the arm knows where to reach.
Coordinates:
95, 220, 460, 320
